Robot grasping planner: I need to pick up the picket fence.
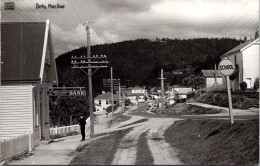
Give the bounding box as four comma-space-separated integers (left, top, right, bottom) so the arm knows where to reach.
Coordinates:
49, 117, 90, 136
0, 132, 33, 161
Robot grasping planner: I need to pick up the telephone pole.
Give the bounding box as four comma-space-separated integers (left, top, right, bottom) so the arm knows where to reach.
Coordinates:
158, 69, 166, 108
111, 67, 114, 119
71, 22, 108, 138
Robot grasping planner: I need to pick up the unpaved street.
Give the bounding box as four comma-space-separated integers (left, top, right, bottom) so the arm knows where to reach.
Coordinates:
112, 105, 183, 165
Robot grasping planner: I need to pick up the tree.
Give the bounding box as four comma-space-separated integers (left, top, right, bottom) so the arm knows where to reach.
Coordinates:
183, 74, 205, 90
49, 96, 89, 127
240, 82, 247, 91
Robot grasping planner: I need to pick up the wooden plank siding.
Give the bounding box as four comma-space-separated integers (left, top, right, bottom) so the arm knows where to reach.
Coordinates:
0, 85, 33, 140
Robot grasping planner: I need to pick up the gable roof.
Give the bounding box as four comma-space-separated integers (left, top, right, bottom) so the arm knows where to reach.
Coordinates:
220, 38, 259, 58
95, 92, 120, 100
126, 86, 145, 91
201, 70, 223, 77
1, 21, 58, 83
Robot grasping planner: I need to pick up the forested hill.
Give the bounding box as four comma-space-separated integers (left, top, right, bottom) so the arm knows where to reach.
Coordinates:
56, 38, 242, 94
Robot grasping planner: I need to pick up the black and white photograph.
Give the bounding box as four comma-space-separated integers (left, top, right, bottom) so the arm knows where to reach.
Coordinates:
0, 0, 259, 165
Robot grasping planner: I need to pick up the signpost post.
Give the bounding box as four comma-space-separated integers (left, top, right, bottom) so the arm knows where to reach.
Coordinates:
218, 58, 235, 125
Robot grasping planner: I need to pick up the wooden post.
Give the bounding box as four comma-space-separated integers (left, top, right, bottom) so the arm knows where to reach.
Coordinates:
226, 76, 234, 124
122, 88, 125, 112
86, 22, 94, 137
111, 67, 114, 119
69, 116, 72, 125
161, 69, 164, 108
119, 82, 121, 107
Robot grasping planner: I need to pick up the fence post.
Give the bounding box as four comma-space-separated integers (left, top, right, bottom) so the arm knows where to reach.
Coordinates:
28, 131, 32, 153
55, 126, 58, 135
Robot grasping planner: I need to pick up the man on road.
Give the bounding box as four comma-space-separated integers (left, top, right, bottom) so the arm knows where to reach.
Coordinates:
79, 116, 86, 141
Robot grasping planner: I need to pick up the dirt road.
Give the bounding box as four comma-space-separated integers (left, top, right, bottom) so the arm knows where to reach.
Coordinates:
111, 106, 183, 165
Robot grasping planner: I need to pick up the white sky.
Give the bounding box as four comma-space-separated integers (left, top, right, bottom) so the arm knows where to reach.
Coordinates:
1, 0, 259, 57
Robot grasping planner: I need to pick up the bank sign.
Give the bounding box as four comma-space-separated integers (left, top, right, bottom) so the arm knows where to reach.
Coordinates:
218, 59, 235, 76
48, 89, 86, 96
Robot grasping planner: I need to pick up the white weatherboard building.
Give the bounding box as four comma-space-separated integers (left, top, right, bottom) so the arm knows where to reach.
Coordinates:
125, 86, 146, 105
220, 37, 259, 90
201, 70, 223, 88
94, 92, 120, 112
0, 21, 58, 143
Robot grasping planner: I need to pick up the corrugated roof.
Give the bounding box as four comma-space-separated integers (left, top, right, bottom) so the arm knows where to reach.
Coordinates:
220, 38, 259, 58
95, 92, 120, 100
1, 22, 46, 82
201, 70, 223, 77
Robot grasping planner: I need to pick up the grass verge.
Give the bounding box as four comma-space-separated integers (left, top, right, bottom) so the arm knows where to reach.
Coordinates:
136, 130, 154, 165
158, 103, 224, 115
50, 131, 79, 139
70, 128, 132, 165
119, 118, 149, 128
164, 119, 259, 165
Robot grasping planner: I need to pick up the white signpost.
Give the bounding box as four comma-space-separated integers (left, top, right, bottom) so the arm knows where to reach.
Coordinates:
218, 59, 235, 125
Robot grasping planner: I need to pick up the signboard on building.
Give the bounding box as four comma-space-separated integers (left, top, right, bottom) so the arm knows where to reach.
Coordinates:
48, 87, 86, 96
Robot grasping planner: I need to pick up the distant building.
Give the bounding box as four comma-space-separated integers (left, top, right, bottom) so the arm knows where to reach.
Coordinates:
201, 70, 223, 88
220, 37, 259, 90
94, 92, 120, 112
169, 85, 193, 99
0, 21, 58, 143
125, 86, 146, 105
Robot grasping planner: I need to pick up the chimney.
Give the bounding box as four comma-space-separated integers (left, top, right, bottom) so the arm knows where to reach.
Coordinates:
102, 90, 106, 94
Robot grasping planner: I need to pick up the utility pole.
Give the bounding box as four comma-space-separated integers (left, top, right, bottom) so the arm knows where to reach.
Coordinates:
111, 67, 114, 119
158, 69, 166, 108
122, 88, 125, 112
118, 82, 121, 107
86, 22, 94, 138
71, 22, 108, 138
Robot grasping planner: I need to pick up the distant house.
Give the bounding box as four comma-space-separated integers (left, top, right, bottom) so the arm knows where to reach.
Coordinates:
94, 92, 120, 112
220, 37, 259, 90
0, 21, 58, 143
125, 86, 146, 105
201, 70, 223, 88
169, 85, 193, 99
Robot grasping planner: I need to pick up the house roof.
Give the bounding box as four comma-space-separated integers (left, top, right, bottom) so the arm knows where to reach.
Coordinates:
126, 86, 145, 91
95, 92, 120, 100
171, 85, 191, 89
201, 70, 223, 77
220, 38, 259, 58
1, 21, 57, 83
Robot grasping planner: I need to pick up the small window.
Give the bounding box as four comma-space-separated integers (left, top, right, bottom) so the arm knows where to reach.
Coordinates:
106, 100, 109, 104
99, 100, 101, 105
114, 101, 116, 104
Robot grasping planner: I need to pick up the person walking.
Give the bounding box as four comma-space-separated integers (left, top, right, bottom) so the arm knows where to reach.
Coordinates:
79, 116, 86, 141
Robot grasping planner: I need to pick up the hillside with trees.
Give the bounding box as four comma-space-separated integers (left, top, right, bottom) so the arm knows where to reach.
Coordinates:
56, 38, 241, 93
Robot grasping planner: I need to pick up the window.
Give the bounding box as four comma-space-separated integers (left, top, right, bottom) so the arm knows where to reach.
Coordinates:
99, 100, 101, 105
106, 100, 109, 104
114, 101, 116, 104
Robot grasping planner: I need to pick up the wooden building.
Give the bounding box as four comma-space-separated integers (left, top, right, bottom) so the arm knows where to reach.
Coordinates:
0, 20, 58, 143
220, 37, 259, 90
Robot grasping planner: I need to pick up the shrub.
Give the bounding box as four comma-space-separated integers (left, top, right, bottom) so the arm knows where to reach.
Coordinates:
106, 103, 120, 113
254, 78, 259, 90
196, 92, 258, 109
240, 82, 247, 91
239, 98, 259, 109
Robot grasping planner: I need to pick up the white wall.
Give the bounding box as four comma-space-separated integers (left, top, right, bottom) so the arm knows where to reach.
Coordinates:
0, 85, 33, 140
94, 99, 111, 112
242, 43, 259, 88
206, 78, 223, 88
